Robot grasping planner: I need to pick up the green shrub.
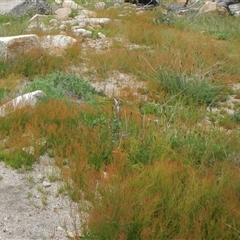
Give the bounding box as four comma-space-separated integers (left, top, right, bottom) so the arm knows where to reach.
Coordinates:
25, 72, 97, 104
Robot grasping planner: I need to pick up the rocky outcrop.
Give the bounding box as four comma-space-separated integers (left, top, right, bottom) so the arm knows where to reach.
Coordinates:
10, 0, 52, 16
0, 34, 43, 61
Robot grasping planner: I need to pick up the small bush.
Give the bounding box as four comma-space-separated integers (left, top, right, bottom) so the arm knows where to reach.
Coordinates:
25, 72, 97, 104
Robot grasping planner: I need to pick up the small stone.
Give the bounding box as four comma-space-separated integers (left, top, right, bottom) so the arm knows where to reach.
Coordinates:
43, 181, 51, 187
49, 19, 58, 27
98, 32, 106, 39
57, 226, 64, 232
37, 174, 44, 180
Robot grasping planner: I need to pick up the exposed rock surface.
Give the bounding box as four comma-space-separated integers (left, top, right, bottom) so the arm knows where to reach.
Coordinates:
0, 34, 43, 61
10, 0, 52, 16
0, 0, 22, 15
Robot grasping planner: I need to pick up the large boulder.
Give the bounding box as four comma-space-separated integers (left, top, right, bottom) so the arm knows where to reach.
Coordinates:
54, 7, 72, 20
10, 0, 52, 16
0, 0, 23, 15
0, 34, 43, 61
198, 1, 229, 14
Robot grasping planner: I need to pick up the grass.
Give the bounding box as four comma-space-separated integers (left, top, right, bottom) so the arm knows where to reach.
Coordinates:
1, 2, 240, 239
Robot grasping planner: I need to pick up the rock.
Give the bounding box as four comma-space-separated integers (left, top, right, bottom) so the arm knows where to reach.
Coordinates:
72, 28, 92, 37
82, 18, 111, 25
0, 34, 43, 61
55, 7, 72, 20
198, 1, 229, 14
55, 0, 63, 5
59, 24, 67, 30
43, 181, 51, 187
0, 90, 46, 117
40, 35, 77, 49
80, 10, 97, 18
0, 0, 23, 15
229, 3, 240, 14
97, 32, 106, 39
95, 2, 106, 10
22, 146, 35, 155
49, 19, 58, 27
216, 0, 240, 7
114, 3, 122, 8
10, 0, 52, 16
62, 0, 83, 10
28, 14, 48, 31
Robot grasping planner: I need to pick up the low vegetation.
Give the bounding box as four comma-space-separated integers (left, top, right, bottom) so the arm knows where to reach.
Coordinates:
1, 1, 240, 239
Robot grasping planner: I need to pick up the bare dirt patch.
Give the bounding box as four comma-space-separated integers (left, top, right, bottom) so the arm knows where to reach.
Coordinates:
0, 155, 82, 240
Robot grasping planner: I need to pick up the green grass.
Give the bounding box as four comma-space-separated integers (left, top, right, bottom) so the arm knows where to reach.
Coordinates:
152, 68, 226, 106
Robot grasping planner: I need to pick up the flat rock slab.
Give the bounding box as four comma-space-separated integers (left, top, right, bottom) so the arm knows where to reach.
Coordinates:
0, 0, 23, 15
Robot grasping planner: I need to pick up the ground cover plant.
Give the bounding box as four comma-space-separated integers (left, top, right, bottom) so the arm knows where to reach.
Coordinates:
1, 2, 240, 239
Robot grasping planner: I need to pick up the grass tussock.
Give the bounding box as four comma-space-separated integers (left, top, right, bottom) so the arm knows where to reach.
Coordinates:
1, 4, 240, 239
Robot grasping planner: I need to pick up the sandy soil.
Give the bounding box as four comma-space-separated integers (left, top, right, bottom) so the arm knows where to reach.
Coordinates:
0, 155, 82, 240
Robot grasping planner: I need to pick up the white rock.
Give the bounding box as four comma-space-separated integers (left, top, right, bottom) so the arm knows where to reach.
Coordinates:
95, 2, 106, 10
0, 90, 46, 117
55, 7, 72, 20
55, 0, 63, 4
114, 3, 121, 8
0, 34, 43, 61
49, 19, 58, 27
80, 10, 97, 18
43, 181, 51, 187
198, 1, 229, 14
72, 28, 92, 37
40, 35, 77, 49
59, 24, 67, 30
22, 146, 35, 155
82, 18, 111, 25
97, 32, 106, 39
62, 0, 82, 9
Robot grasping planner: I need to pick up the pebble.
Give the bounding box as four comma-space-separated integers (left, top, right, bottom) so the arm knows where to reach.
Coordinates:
43, 181, 51, 187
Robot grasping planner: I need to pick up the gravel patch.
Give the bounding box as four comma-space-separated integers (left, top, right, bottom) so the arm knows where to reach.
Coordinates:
0, 155, 83, 240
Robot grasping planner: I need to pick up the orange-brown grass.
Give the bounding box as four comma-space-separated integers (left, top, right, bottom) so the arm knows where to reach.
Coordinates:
0, 93, 240, 238
86, 160, 240, 239
86, 9, 240, 86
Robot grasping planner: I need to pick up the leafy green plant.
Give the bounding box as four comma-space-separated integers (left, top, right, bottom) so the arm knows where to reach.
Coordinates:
25, 72, 97, 104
